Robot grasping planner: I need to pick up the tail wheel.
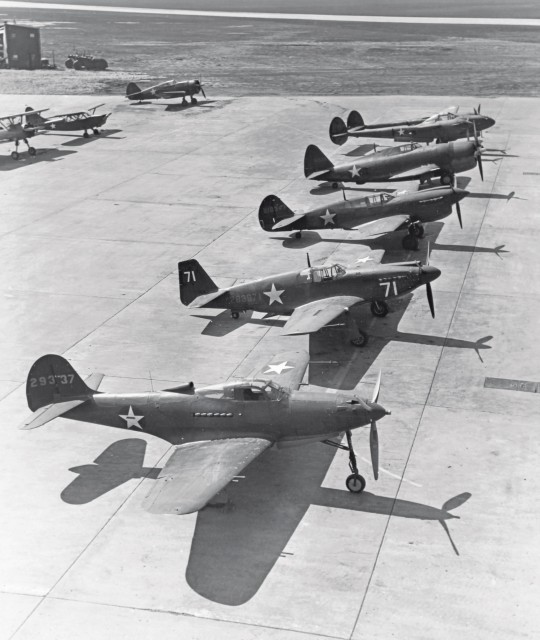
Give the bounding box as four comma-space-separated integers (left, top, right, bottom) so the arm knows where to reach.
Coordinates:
346, 473, 366, 493
28, 147, 36, 156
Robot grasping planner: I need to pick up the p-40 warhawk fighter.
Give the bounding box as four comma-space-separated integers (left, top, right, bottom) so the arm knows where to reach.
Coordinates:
126, 79, 207, 104
25, 104, 111, 138
305, 138, 484, 188
259, 185, 469, 250
179, 256, 440, 346
21, 352, 390, 512
330, 106, 495, 145
0, 109, 48, 159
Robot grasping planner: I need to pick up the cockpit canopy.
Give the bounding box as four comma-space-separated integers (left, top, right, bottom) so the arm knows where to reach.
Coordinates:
197, 379, 285, 401
365, 192, 394, 206
300, 263, 347, 283
398, 142, 422, 153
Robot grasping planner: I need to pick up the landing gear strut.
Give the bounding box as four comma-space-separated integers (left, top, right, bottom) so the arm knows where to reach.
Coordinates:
345, 311, 368, 347
402, 225, 420, 251
322, 431, 366, 494
371, 300, 388, 317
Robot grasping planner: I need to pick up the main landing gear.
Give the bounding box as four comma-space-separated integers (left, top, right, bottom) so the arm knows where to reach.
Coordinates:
401, 221, 424, 250
83, 129, 102, 138
323, 430, 366, 494
345, 310, 368, 347
11, 139, 36, 160
370, 300, 388, 317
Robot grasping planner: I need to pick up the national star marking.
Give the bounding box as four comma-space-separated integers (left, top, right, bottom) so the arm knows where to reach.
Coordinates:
119, 406, 144, 430
320, 209, 336, 226
263, 283, 285, 305
264, 361, 294, 375
349, 164, 360, 178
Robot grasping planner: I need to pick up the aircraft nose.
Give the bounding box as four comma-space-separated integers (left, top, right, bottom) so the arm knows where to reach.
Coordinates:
485, 116, 496, 127
370, 402, 390, 421
420, 264, 441, 284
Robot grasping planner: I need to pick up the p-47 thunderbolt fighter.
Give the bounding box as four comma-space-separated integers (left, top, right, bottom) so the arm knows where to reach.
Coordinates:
305, 138, 484, 188
259, 185, 469, 250
330, 106, 495, 145
179, 255, 440, 346
21, 352, 390, 512
126, 79, 206, 104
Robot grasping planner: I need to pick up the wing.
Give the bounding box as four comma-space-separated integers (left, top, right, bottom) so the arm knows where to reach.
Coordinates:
143, 437, 272, 515
283, 296, 363, 336
248, 350, 310, 389
0, 109, 49, 121
387, 163, 442, 182
352, 214, 410, 236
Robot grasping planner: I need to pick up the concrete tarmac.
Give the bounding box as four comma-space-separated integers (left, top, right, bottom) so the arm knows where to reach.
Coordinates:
1, 94, 539, 639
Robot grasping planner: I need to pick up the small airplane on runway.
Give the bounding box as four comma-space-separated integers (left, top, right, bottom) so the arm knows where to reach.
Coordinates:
304, 138, 484, 188
21, 352, 390, 512
330, 105, 495, 145
25, 104, 111, 138
259, 185, 469, 250
178, 255, 440, 347
126, 78, 207, 104
0, 109, 49, 159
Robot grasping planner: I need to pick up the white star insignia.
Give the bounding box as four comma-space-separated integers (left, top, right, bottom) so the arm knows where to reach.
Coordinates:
398, 128, 405, 135
150, 88, 157, 95
349, 164, 360, 178
356, 256, 374, 264
320, 209, 336, 226
264, 361, 294, 375
263, 283, 284, 305
50, 123, 56, 129
119, 406, 144, 430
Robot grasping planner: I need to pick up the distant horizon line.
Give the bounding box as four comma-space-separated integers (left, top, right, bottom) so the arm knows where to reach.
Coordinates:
0, 1, 539, 27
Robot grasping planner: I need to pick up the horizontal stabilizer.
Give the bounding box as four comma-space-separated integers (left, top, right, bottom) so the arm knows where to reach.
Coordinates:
85, 372, 104, 391
20, 399, 87, 430
272, 213, 307, 231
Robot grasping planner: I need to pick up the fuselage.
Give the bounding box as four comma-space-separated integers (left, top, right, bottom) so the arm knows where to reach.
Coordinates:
62, 384, 385, 446
192, 262, 439, 314
47, 113, 109, 132
0, 123, 34, 142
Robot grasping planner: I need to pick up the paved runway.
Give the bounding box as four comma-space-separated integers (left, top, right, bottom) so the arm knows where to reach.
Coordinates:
1, 94, 539, 639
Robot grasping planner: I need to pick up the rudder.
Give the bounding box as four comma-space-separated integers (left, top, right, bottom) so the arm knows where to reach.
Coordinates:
26, 355, 95, 412
347, 110, 365, 130
126, 82, 141, 98
178, 259, 218, 306
304, 144, 333, 179
329, 116, 348, 145
258, 195, 296, 231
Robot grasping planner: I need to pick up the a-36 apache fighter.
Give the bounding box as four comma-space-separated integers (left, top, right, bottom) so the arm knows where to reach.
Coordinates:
21, 352, 390, 513
178, 255, 440, 347
330, 105, 495, 145
126, 78, 207, 104
0, 109, 49, 159
25, 104, 111, 139
304, 137, 484, 188
259, 185, 469, 250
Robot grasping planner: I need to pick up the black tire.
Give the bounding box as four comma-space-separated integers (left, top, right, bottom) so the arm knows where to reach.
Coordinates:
28, 147, 36, 156
371, 300, 389, 318
402, 234, 419, 251
231, 312, 240, 319
191, 97, 198, 104
413, 223, 425, 239
295, 231, 302, 239
93, 129, 100, 135
346, 474, 366, 494
331, 182, 339, 189
11, 151, 19, 160
83, 131, 90, 138
350, 330, 368, 347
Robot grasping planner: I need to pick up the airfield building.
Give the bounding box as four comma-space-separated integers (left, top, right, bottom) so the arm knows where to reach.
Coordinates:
0, 22, 41, 69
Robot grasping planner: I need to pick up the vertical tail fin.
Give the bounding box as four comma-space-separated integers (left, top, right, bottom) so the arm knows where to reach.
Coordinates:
178, 259, 218, 306
347, 110, 365, 130
304, 144, 333, 179
26, 354, 96, 412
126, 82, 141, 99
329, 116, 349, 145
258, 194, 297, 231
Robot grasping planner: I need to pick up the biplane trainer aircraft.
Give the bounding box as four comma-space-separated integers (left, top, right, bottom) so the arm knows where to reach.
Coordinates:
126, 79, 207, 104
178, 255, 440, 347
259, 185, 469, 250
21, 352, 390, 512
25, 105, 110, 138
304, 138, 484, 188
330, 105, 495, 145
0, 109, 48, 159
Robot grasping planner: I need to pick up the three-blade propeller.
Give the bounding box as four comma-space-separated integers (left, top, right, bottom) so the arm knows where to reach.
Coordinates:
423, 241, 435, 318
452, 186, 463, 228
370, 370, 381, 480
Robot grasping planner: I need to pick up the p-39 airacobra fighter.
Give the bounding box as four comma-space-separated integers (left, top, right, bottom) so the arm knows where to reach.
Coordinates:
259, 185, 469, 250
126, 78, 207, 104
330, 105, 495, 145
21, 352, 390, 512
25, 104, 111, 138
178, 255, 440, 346
304, 138, 484, 188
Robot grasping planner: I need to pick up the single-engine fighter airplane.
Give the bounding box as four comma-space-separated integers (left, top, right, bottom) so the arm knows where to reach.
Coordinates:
179, 255, 440, 347
330, 105, 495, 145
305, 138, 484, 188
0, 109, 48, 159
259, 185, 469, 250
25, 104, 111, 138
20, 352, 390, 513
126, 79, 207, 104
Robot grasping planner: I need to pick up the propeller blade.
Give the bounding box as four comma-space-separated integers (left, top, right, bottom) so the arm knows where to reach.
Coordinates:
371, 370, 382, 404
306, 253, 311, 268
370, 420, 379, 480
477, 103, 481, 114
201, 86, 207, 99
477, 154, 484, 181
456, 201, 463, 228
426, 281, 435, 318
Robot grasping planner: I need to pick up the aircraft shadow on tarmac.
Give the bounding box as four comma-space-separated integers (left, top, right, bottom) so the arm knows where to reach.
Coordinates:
59, 129, 125, 147
0, 148, 77, 171
61, 436, 471, 605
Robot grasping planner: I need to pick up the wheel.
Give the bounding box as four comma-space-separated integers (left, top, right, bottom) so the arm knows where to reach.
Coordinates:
231, 311, 240, 319
440, 172, 453, 186
28, 147, 36, 156
412, 223, 425, 238
191, 97, 198, 104
402, 234, 419, 251
331, 182, 339, 189
295, 231, 302, 239
350, 330, 368, 347
371, 300, 388, 318
93, 128, 101, 135
346, 473, 366, 494
11, 151, 19, 160
83, 131, 90, 138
